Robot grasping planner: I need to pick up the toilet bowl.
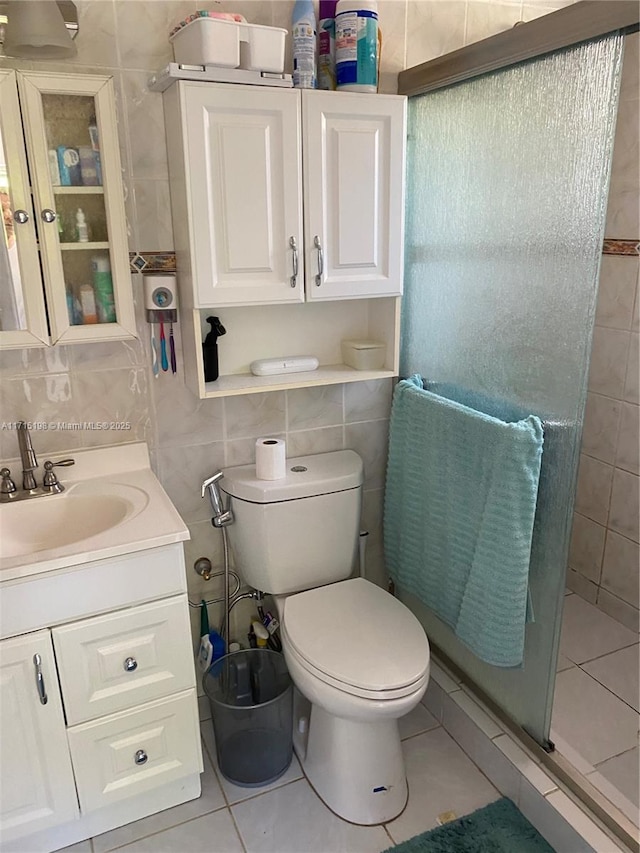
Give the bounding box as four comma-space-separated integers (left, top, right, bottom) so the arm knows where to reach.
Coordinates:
275, 577, 429, 825
219, 450, 430, 825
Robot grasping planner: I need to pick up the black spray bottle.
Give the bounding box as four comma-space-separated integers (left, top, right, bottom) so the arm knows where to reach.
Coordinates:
202, 316, 226, 382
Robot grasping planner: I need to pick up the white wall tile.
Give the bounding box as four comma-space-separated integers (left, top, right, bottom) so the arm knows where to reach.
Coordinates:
566, 568, 598, 604
596, 255, 638, 331
345, 419, 390, 489
344, 378, 394, 423
465, 0, 523, 43
225, 392, 286, 439
581, 392, 621, 465
405, 1, 466, 69
588, 327, 631, 398
609, 468, 639, 543
567, 513, 606, 583
596, 588, 640, 634
574, 454, 613, 525
616, 402, 639, 474
286, 385, 344, 430
159, 441, 226, 523
286, 425, 344, 457
601, 530, 640, 606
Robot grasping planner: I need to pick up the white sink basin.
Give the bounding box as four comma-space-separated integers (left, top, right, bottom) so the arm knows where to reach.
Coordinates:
0, 481, 148, 560
0, 443, 188, 582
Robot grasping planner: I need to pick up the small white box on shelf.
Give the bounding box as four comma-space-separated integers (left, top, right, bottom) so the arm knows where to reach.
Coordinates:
341, 340, 386, 371
170, 17, 286, 73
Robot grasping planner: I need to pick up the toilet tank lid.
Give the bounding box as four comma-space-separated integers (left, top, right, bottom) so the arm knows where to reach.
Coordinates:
220, 449, 363, 503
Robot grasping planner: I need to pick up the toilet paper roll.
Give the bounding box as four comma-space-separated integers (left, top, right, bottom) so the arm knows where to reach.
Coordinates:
255, 437, 286, 480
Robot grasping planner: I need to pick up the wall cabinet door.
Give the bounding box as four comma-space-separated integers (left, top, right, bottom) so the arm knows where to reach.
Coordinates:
0, 70, 136, 350
0, 630, 79, 843
303, 90, 406, 301
180, 82, 304, 307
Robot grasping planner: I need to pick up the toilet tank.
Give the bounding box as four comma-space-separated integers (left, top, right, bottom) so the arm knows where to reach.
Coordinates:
220, 450, 363, 595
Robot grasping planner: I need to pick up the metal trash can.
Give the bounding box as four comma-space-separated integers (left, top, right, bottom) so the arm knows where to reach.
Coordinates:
203, 648, 293, 787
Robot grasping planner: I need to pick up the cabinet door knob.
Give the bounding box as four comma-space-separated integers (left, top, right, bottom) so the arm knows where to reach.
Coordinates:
41, 209, 57, 223
123, 657, 138, 672
13, 209, 29, 225
314, 236, 323, 287
134, 749, 148, 765
33, 653, 48, 705
289, 236, 298, 288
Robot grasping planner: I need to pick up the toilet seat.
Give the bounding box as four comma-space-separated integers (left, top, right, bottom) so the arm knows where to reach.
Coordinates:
282, 578, 430, 700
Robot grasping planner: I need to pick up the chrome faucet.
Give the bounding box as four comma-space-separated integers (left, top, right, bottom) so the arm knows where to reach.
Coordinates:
0, 422, 74, 502
17, 421, 38, 491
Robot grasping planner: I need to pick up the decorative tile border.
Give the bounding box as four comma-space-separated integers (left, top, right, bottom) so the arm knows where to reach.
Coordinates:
129, 239, 638, 275
602, 239, 640, 256
129, 252, 177, 273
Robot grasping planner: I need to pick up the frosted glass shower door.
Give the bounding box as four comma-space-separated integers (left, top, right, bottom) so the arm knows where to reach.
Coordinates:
400, 35, 623, 744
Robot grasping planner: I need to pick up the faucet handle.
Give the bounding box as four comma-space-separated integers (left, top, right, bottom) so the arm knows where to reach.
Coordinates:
0, 468, 17, 497
43, 458, 75, 492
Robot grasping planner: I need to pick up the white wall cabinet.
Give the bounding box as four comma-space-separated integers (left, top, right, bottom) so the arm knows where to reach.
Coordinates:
0, 545, 202, 853
0, 631, 79, 844
303, 91, 406, 301
163, 82, 406, 398
0, 69, 136, 349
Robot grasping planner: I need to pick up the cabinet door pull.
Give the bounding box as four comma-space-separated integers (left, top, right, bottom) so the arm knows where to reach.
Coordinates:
14, 210, 29, 225
41, 209, 57, 223
33, 654, 48, 705
134, 749, 148, 765
123, 656, 138, 672
289, 236, 298, 288
314, 236, 323, 287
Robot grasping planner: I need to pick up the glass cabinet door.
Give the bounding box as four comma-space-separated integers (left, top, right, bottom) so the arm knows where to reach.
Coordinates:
0, 70, 49, 348
17, 71, 135, 344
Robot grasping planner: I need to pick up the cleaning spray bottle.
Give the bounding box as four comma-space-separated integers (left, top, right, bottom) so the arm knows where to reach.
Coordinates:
197, 600, 214, 672
202, 316, 226, 383
291, 0, 317, 89
318, 0, 338, 90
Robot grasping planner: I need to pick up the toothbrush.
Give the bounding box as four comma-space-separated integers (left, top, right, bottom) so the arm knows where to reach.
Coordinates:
169, 321, 177, 374
160, 320, 169, 372
150, 324, 159, 378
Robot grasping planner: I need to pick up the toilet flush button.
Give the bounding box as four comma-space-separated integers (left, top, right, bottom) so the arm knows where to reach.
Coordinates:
290, 465, 307, 472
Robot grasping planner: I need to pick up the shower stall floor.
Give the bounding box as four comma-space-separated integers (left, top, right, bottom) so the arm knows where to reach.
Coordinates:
551, 592, 639, 827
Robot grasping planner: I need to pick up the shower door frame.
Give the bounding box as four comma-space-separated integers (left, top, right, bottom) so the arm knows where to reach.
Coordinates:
396, 5, 639, 850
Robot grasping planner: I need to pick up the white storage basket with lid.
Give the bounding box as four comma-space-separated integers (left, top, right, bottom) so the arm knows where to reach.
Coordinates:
170, 14, 287, 73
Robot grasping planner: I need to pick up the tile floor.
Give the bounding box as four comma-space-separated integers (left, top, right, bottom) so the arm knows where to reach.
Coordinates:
552, 592, 640, 826
74, 694, 501, 853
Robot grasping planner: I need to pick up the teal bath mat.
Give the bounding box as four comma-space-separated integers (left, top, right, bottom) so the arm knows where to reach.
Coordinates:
384, 798, 555, 853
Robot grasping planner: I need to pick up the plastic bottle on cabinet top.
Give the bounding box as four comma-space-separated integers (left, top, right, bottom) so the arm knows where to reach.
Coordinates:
291, 0, 317, 89
335, 0, 378, 93
318, 0, 338, 90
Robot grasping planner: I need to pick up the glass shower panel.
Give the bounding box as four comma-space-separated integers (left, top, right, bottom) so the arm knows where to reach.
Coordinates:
401, 35, 623, 744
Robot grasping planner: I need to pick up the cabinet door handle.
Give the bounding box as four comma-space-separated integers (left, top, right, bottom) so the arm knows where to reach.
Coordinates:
14, 210, 29, 225
33, 654, 48, 705
124, 657, 138, 672
41, 209, 57, 223
134, 749, 148, 765
314, 236, 323, 287
289, 236, 298, 288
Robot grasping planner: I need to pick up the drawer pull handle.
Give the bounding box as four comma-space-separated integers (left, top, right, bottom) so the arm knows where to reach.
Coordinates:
314, 235, 323, 287
289, 235, 298, 288
33, 654, 48, 705
134, 749, 148, 765
124, 657, 138, 672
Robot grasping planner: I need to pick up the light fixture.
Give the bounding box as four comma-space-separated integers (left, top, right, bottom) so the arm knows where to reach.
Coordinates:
2, 0, 78, 59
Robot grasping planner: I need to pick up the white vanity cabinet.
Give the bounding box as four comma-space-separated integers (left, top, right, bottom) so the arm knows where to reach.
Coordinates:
0, 631, 79, 844
0, 544, 202, 853
163, 82, 406, 398
0, 69, 136, 349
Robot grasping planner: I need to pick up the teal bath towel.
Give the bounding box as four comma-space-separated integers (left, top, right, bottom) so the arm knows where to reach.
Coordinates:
384, 375, 544, 668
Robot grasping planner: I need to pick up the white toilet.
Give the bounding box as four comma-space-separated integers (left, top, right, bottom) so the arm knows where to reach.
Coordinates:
220, 449, 430, 825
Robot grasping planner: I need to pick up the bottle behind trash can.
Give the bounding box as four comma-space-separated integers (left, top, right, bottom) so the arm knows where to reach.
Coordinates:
292, 0, 317, 89
335, 0, 378, 93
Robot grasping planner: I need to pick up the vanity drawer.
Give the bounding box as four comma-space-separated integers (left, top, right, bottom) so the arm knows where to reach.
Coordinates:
67, 689, 203, 813
52, 595, 196, 725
